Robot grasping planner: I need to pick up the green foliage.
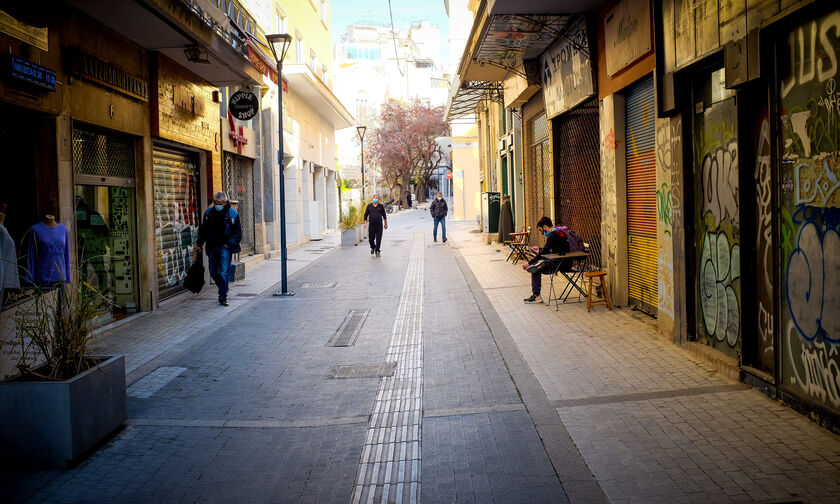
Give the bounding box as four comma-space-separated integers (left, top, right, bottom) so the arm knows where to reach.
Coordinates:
339, 202, 368, 229
9, 275, 111, 380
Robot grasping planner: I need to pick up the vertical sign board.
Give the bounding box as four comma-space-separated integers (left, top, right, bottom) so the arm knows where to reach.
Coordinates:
604, 0, 652, 76
541, 17, 596, 120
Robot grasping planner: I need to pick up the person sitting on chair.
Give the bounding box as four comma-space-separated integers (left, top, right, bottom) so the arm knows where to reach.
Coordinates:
522, 216, 570, 304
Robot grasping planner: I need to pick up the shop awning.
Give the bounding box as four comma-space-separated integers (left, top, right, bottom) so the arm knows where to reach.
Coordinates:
445, 77, 503, 120
283, 64, 354, 129
446, 0, 604, 120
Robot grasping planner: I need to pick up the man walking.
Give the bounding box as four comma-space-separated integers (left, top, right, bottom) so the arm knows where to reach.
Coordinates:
196, 191, 242, 306
364, 194, 388, 257
523, 216, 569, 304
430, 192, 448, 243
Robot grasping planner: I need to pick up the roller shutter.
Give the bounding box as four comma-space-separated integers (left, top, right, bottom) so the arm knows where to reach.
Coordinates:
153, 148, 200, 300
625, 75, 657, 314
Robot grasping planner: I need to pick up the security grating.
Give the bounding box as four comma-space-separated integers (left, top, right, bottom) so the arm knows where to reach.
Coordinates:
72, 126, 136, 178
328, 309, 370, 347
223, 153, 255, 255
329, 362, 396, 379
299, 282, 336, 288
554, 97, 603, 268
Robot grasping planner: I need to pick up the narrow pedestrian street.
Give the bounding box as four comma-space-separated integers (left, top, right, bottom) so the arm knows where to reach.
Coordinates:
3, 207, 840, 504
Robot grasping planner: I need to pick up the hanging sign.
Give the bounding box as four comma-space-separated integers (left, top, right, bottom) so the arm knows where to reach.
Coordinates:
228, 89, 258, 120
541, 16, 595, 119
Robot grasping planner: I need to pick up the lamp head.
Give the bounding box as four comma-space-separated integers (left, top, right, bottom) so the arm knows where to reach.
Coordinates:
356, 125, 366, 140
266, 33, 293, 63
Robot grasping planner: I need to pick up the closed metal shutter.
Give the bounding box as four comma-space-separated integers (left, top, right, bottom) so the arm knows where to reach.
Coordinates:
153, 148, 199, 299
625, 75, 657, 314
553, 98, 602, 268
223, 153, 255, 255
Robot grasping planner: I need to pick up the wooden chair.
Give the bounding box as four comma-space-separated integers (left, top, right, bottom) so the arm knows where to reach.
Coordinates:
584, 271, 612, 312
505, 228, 531, 264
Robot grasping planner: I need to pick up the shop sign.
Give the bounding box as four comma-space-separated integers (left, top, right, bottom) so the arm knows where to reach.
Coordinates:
247, 45, 279, 85
67, 49, 149, 102
0, 10, 48, 51
604, 0, 651, 76
228, 90, 258, 120
540, 17, 595, 119
221, 113, 256, 158
6, 56, 56, 91
174, 85, 205, 116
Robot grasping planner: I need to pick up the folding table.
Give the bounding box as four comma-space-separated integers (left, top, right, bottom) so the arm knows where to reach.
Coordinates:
542, 251, 589, 310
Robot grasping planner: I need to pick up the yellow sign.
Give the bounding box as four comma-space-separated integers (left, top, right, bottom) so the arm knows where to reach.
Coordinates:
0, 10, 48, 52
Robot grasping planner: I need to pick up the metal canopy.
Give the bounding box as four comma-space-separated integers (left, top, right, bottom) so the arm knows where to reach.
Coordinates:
446, 80, 504, 120
471, 14, 575, 78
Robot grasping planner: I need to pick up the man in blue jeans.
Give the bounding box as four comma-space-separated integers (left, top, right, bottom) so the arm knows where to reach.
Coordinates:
195, 191, 242, 306
429, 192, 448, 243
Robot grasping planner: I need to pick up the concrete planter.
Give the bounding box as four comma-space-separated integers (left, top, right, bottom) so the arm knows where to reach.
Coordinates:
0, 355, 127, 468
356, 225, 364, 244
341, 228, 357, 246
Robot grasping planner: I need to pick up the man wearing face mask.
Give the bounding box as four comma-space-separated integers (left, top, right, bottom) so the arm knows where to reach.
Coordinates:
196, 191, 242, 306
429, 192, 448, 243
364, 194, 388, 257
522, 216, 569, 304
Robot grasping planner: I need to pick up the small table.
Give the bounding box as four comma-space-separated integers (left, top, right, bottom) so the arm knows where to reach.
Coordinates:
543, 251, 589, 310
506, 232, 530, 264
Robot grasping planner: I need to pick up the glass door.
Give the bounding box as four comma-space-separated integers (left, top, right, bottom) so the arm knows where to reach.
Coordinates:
74, 184, 139, 314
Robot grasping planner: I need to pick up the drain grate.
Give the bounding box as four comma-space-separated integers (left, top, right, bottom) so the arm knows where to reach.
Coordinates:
329, 362, 396, 379
299, 281, 337, 288
328, 309, 370, 347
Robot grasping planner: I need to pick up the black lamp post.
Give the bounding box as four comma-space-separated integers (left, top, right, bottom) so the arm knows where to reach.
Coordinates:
356, 125, 366, 202
267, 33, 294, 297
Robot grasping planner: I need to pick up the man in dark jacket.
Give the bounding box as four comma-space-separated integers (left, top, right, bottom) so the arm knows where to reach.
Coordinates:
364, 194, 388, 257
429, 192, 448, 243
523, 216, 569, 304
195, 191, 242, 306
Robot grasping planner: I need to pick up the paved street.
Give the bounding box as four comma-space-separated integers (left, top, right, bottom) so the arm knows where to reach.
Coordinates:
2, 206, 840, 503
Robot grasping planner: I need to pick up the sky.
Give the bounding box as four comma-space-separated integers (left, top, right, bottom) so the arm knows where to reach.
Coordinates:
331, 0, 450, 64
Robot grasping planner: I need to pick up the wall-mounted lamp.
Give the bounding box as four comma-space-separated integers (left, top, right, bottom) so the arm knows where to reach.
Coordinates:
184, 46, 210, 64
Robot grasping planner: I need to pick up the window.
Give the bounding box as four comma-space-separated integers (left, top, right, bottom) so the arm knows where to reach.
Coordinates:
275, 7, 287, 34
321, 64, 327, 82
295, 30, 304, 63
320, 0, 327, 25
310, 49, 317, 71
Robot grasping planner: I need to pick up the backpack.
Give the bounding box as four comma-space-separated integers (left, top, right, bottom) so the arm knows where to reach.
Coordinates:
564, 228, 585, 253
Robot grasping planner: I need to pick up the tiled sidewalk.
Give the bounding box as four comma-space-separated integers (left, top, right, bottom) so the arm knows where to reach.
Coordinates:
449, 221, 840, 503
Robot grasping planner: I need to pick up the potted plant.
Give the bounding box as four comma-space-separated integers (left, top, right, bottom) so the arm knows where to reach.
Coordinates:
0, 277, 127, 468
340, 205, 359, 246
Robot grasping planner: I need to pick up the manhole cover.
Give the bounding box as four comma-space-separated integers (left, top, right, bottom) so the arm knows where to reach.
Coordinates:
327, 309, 369, 347
329, 362, 396, 379
300, 282, 337, 288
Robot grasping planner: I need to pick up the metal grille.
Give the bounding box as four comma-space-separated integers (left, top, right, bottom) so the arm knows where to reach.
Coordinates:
554, 98, 602, 268
328, 309, 370, 347
523, 91, 548, 246
223, 153, 255, 255
153, 148, 199, 300
625, 75, 658, 313
72, 126, 135, 178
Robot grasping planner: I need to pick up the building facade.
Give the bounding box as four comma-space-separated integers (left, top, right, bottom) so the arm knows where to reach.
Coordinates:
446, 0, 840, 431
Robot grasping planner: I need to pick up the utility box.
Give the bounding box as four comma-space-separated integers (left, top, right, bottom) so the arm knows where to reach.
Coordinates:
481, 192, 500, 234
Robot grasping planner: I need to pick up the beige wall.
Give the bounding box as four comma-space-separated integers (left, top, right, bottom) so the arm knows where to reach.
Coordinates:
452, 123, 480, 222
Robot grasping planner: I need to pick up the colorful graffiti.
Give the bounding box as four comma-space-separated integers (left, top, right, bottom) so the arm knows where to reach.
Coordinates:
656, 117, 680, 330
694, 95, 740, 357
755, 116, 775, 368
780, 10, 840, 412
154, 160, 199, 297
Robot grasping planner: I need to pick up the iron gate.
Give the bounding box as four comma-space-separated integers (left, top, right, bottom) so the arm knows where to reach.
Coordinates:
553, 98, 602, 268
223, 153, 255, 255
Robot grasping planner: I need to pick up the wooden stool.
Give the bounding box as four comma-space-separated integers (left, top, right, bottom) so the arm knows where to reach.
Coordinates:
584, 271, 612, 312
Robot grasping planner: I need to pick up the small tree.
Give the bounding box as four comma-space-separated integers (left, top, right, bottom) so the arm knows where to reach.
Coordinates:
368, 100, 450, 208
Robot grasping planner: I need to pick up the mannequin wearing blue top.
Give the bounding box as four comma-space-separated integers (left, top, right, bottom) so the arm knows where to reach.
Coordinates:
25, 215, 71, 287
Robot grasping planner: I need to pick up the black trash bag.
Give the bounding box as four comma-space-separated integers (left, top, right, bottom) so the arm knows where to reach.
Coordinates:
184, 252, 205, 294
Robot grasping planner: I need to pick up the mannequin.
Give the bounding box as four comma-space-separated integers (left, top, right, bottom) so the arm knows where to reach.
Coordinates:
0, 204, 20, 312
25, 213, 71, 286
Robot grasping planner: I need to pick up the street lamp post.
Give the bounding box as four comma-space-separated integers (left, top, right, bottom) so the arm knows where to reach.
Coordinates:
267, 33, 294, 297
356, 125, 366, 202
